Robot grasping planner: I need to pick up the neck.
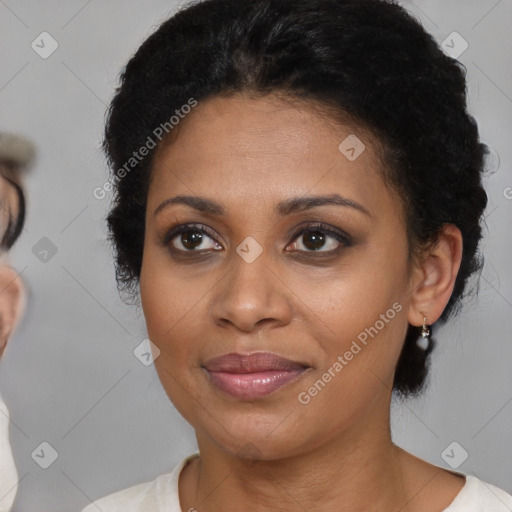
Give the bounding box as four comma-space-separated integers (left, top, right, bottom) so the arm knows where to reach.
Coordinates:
180, 398, 418, 512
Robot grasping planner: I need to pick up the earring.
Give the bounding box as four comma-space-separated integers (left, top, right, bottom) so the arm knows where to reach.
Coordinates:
416, 313, 430, 351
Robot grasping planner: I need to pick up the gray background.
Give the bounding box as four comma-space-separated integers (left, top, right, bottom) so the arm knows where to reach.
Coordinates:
0, 1, 511, 510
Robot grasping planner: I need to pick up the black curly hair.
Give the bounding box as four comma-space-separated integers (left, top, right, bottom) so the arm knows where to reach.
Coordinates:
103, 0, 488, 396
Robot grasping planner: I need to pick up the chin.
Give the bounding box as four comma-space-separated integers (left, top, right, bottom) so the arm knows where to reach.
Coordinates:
195, 405, 317, 460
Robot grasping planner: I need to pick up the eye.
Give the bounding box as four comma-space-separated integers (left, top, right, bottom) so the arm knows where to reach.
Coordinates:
161, 222, 351, 256
287, 223, 352, 253
165, 223, 223, 252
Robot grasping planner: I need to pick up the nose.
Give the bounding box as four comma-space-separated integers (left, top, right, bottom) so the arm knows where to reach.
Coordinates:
210, 248, 293, 333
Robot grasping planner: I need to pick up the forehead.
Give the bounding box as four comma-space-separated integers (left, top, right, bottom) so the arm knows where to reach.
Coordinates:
149, 94, 397, 219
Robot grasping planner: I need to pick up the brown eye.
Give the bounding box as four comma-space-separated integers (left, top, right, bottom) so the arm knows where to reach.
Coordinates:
301, 231, 327, 251
180, 230, 204, 250
286, 223, 352, 254
167, 224, 223, 252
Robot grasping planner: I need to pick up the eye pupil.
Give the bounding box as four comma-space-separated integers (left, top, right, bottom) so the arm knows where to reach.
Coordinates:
303, 231, 325, 250
181, 230, 203, 249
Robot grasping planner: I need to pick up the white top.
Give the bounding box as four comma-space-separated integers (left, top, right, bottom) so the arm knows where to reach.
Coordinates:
0, 395, 18, 512
83, 451, 512, 512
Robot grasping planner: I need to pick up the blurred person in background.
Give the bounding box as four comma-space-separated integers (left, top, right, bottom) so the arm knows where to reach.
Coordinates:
0, 132, 35, 512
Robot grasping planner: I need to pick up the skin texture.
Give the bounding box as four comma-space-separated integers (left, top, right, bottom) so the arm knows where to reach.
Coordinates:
0, 170, 25, 356
0, 263, 24, 356
139, 94, 465, 511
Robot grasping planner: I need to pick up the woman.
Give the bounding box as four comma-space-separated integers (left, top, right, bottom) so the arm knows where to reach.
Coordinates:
84, 0, 512, 510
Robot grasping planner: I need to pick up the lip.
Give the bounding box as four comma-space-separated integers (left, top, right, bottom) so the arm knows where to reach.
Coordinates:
202, 352, 310, 400
203, 352, 308, 372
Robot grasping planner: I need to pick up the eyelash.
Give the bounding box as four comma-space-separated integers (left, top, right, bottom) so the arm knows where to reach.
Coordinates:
160, 222, 352, 258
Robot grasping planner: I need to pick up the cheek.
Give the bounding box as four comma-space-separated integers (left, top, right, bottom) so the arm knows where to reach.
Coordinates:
139, 252, 213, 403
296, 277, 407, 384
289, 238, 410, 394
140, 235, 209, 337
290, 277, 409, 443
293, 238, 409, 339
141, 272, 200, 354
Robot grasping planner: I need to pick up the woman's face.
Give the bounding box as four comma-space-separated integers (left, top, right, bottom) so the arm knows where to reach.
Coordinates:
140, 94, 415, 460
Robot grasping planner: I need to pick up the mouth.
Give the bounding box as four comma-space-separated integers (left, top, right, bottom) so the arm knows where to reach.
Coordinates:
202, 352, 310, 400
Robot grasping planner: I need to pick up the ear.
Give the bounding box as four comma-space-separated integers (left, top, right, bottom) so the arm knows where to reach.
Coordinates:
407, 224, 463, 328
0, 264, 25, 357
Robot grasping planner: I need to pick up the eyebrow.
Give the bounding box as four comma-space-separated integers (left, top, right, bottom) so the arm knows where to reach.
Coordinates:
153, 193, 371, 218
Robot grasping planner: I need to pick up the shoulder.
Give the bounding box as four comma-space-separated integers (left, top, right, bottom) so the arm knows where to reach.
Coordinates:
81, 452, 199, 512
81, 478, 161, 512
445, 475, 512, 511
